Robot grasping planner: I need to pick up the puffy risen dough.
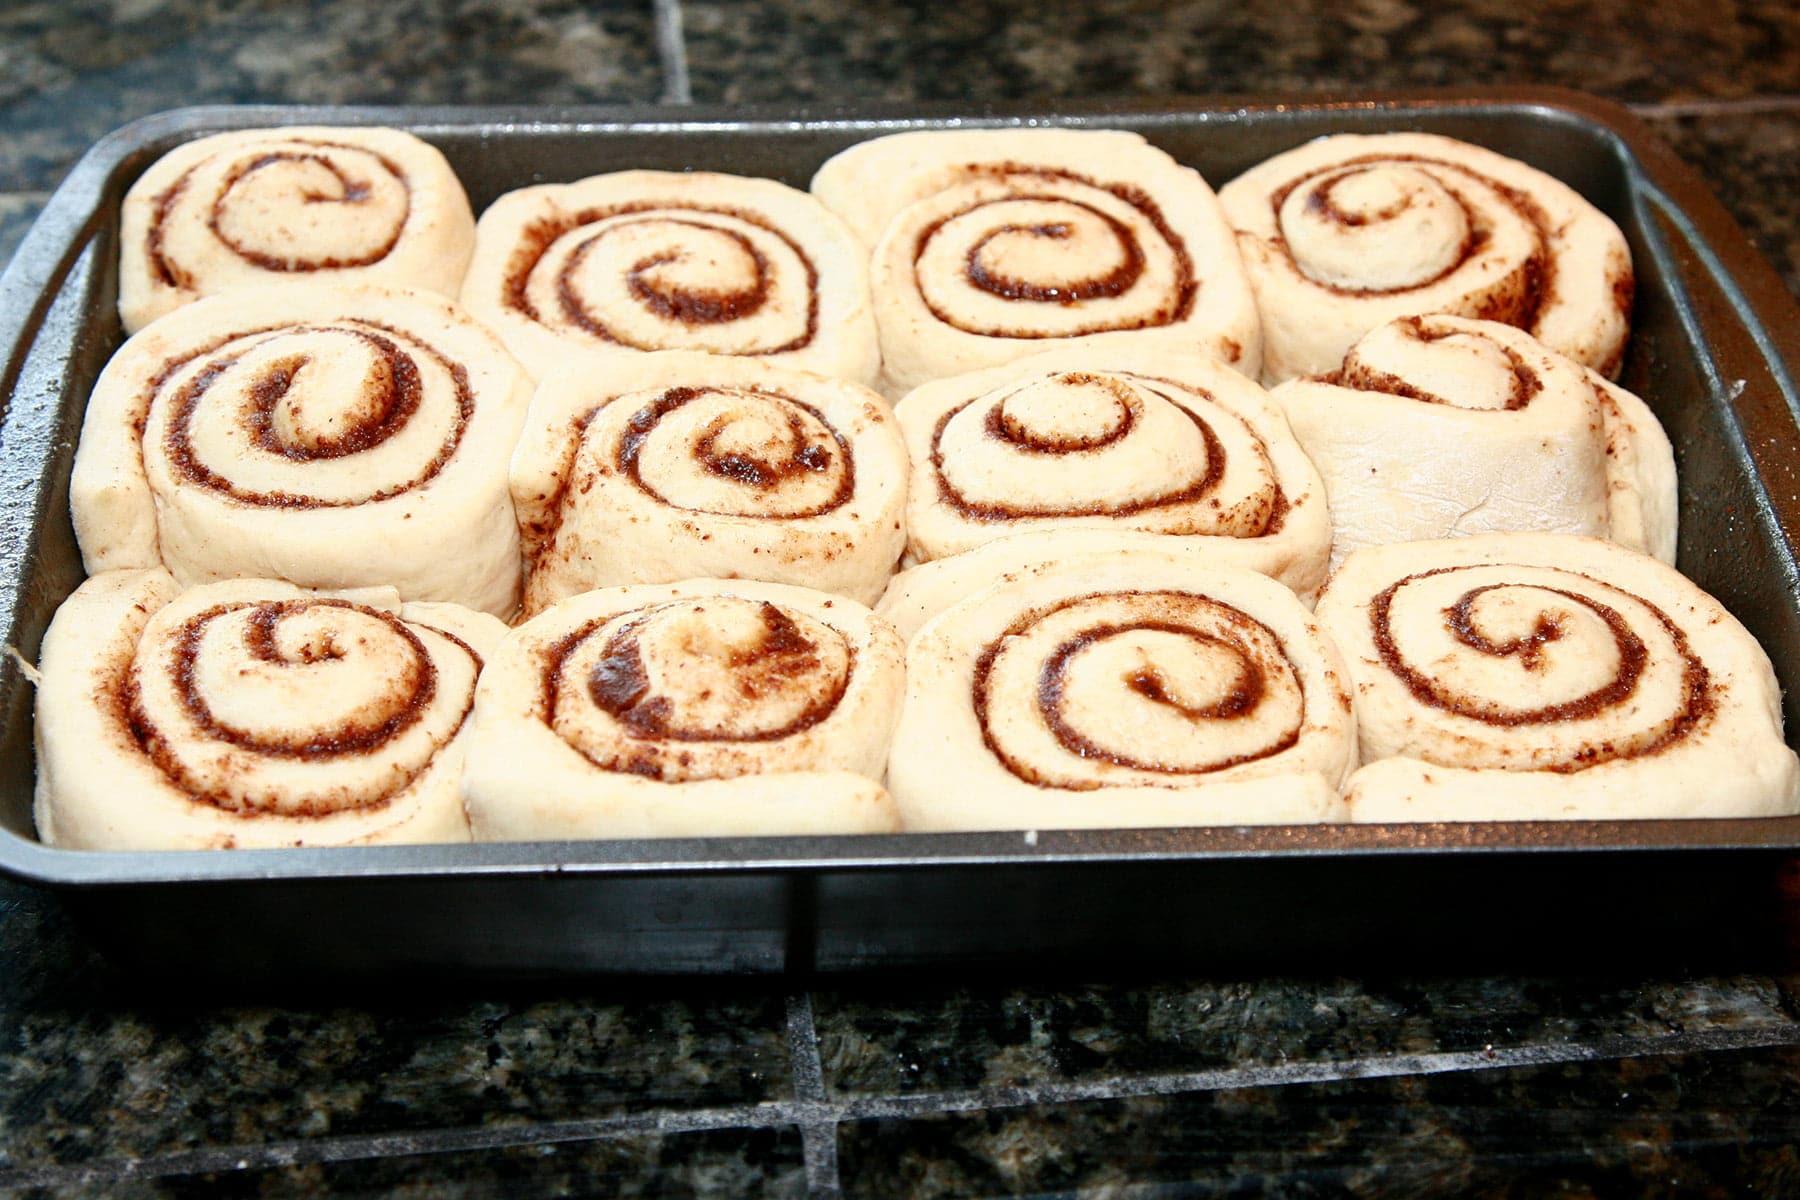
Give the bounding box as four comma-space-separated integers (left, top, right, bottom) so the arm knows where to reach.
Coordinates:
461, 171, 879, 385
119, 125, 476, 334
812, 129, 1261, 393
34, 570, 506, 850
1218, 132, 1633, 384
71, 284, 533, 618
1314, 533, 1800, 822
893, 343, 1330, 597
512, 352, 909, 614
461, 580, 904, 841
1273, 316, 1676, 570
888, 554, 1356, 832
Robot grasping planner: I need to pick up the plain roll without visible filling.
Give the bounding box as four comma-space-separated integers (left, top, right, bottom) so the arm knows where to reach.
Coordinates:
1272, 315, 1677, 569
70, 284, 534, 617
1314, 533, 1800, 822
119, 125, 476, 334
888, 555, 1356, 832
1218, 131, 1633, 384
461, 580, 904, 841
812, 129, 1261, 392
892, 343, 1330, 598
512, 352, 909, 615
460, 170, 880, 385
33, 570, 506, 850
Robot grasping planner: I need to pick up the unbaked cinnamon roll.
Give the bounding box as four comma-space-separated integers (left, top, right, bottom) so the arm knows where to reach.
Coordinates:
1273, 315, 1676, 569
513, 352, 908, 615
889, 555, 1355, 831
1315, 534, 1800, 822
895, 344, 1330, 598
1218, 132, 1633, 384
460, 171, 879, 385
462, 580, 903, 841
119, 126, 476, 334
71, 284, 533, 617
33, 570, 505, 850
812, 129, 1261, 392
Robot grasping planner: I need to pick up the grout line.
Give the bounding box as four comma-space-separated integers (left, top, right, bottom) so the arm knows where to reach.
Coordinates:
828, 1024, 1800, 1122
653, 0, 692, 105
1631, 94, 1800, 118
1, 1023, 1794, 1192
786, 991, 844, 1200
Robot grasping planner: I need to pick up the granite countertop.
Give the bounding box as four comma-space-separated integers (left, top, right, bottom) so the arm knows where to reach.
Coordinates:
3, 1, 1800, 1196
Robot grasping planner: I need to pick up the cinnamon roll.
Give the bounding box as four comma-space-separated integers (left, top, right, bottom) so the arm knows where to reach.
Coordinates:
1218, 132, 1633, 384
811, 129, 1261, 392
71, 284, 533, 617
462, 580, 903, 841
895, 344, 1330, 598
513, 352, 908, 615
460, 171, 879, 385
119, 126, 476, 335
1273, 315, 1676, 569
889, 555, 1355, 832
33, 570, 505, 850
1315, 534, 1800, 822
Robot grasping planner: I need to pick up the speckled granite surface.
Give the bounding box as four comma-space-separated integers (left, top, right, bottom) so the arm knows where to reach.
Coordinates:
3, 2, 1800, 1197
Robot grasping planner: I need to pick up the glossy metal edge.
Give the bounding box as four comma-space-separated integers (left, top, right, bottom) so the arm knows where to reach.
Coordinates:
3, 87, 1799, 894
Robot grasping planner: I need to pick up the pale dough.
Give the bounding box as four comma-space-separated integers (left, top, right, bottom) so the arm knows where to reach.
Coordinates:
34, 569, 506, 850
71, 283, 533, 618
1314, 533, 1800, 822
462, 579, 904, 841
461, 171, 879, 386
119, 125, 475, 334
1218, 131, 1633, 384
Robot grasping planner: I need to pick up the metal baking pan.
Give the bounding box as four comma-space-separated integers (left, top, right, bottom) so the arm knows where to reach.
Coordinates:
3, 87, 1799, 981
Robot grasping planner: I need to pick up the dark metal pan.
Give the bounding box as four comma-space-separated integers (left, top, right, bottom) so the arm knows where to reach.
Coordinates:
3, 87, 1798, 980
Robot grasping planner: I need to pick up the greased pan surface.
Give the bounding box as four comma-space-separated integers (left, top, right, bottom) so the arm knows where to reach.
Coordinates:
2, 89, 1799, 978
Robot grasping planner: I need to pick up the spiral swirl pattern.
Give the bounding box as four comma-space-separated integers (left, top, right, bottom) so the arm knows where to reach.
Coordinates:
1315, 534, 1800, 822
1364, 565, 1705, 772
1218, 132, 1633, 384
119, 126, 476, 333
513, 353, 908, 615
462, 172, 879, 385
131, 598, 480, 816
150, 318, 472, 508
977, 590, 1307, 789
1271, 315, 1677, 569
544, 596, 853, 782
71, 285, 534, 616
894, 345, 1331, 594
811, 129, 1260, 392
910, 167, 1194, 339
32, 571, 505, 850
460, 580, 905, 841
887, 555, 1354, 831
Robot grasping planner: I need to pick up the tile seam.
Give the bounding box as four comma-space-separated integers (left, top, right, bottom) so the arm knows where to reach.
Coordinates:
1631, 94, 1800, 117
0, 1022, 1793, 1190
786, 991, 844, 1200
653, 0, 692, 105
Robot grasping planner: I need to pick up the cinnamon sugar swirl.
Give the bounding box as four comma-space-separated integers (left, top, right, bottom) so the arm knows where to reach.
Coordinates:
1218, 132, 1632, 384
812, 129, 1260, 392
33, 570, 505, 850
894, 345, 1330, 598
889, 555, 1354, 832
513, 353, 908, 615
461, 580, 903, 840
1315, 534, 1800, 821
71, 284, 533, 617
1273, 315, 1676, 569
461, 171, 879, 385
120, 126, 476, 334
